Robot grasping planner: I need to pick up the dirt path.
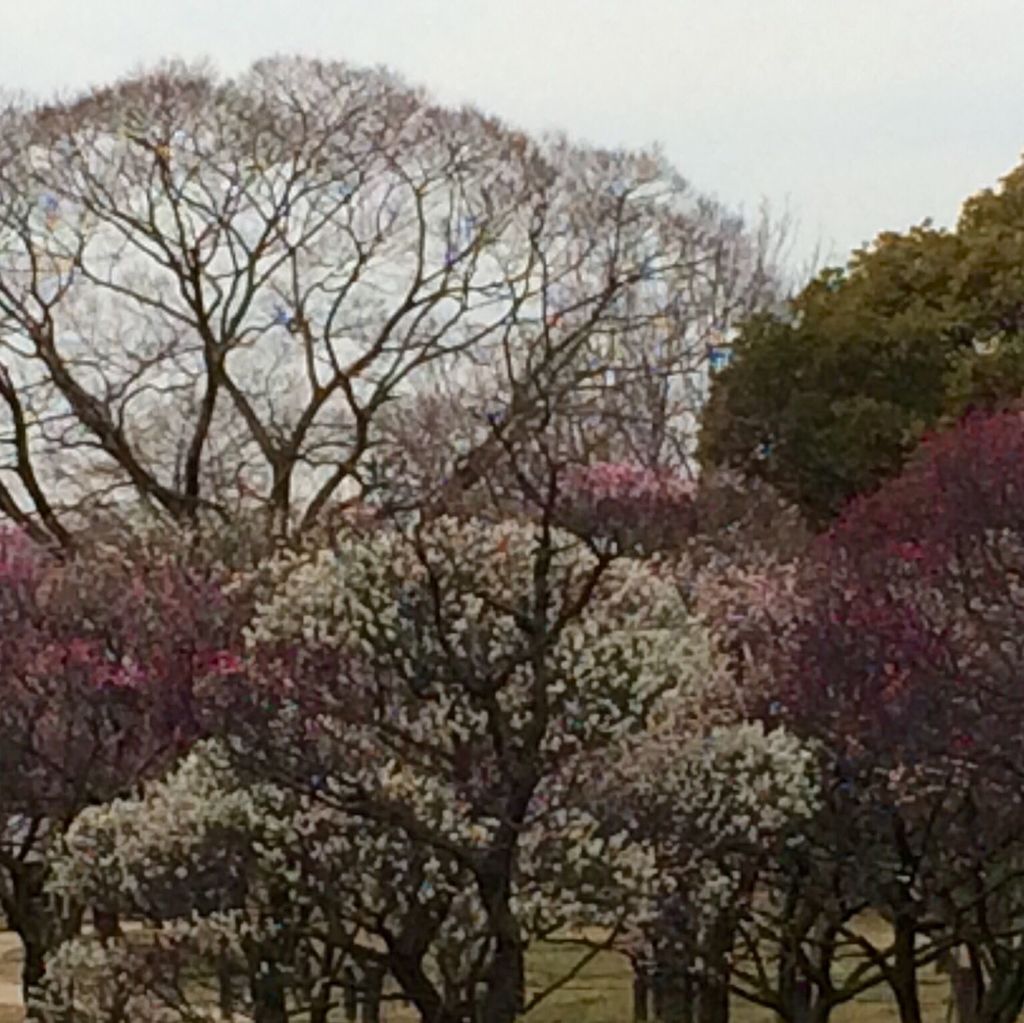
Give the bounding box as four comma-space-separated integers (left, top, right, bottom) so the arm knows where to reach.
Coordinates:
0, 932, 21, 1002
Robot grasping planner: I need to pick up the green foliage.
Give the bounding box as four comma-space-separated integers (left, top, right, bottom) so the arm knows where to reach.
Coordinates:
698, 159, 1024, 523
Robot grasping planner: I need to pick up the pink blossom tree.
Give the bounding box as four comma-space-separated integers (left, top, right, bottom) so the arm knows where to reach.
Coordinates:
0, 520, 244, 1008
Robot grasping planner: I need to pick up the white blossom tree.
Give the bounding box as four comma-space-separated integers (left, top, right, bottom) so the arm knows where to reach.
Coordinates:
44, 510, 817, 1023
45, 741, 380, 1023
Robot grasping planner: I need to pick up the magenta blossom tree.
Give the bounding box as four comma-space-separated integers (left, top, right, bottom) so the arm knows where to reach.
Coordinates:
747, 412, 1024, 1023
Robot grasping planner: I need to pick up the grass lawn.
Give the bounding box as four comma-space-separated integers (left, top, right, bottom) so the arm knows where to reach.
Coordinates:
0, 915, 965, 1023
519, 937, 952, 1023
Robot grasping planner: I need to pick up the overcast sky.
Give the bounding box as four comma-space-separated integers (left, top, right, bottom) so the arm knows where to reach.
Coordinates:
5, 0, 1024, 276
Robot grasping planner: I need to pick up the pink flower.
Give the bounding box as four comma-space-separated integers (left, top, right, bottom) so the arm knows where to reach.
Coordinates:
201, 649, 244, 677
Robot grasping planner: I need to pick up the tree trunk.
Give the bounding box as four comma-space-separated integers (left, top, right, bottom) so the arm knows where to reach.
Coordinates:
361, 965, 383, 1023
305, 944, 333, 1023
217, 953, 235, 1020
655, 973, 692, 1023
698, 972, 730, 1023
251, 959, 288, 1023
939, 946, 980, 1023
517, 946, 527, 1013
92, 908, 122, 945
15, 898, 84, 1016
790, 978, 813, 1023
808, 916, 841, 1023
4, 868, 50, 1012
632, 958, 650, 1022
983, 977, 1024, 1023
949, 971, 980, 1023
343, 967, 359, 1021
778, 938, 818, 1023
3, 869, 83, 1019
390, 950, 462, 1023
972, 953, 1024, 1023
651, 950, 694, 1023
481, 936, 526, 1023
890, 916, 922, 1023
21, 932, 47, 1014
698, 920, 733, 1023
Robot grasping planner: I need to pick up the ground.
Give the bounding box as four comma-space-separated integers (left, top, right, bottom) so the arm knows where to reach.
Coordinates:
0, 932, 22, 1023
0, 922, 963, 1022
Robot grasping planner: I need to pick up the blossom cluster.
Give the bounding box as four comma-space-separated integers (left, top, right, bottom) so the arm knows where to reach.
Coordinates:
555, 462, 698, 552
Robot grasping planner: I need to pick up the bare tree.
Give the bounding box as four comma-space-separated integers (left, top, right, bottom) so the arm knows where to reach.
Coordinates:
0, 58, 785, 544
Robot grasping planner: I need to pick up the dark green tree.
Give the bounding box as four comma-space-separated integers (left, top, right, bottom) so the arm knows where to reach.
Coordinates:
699, 156, 1024, 523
